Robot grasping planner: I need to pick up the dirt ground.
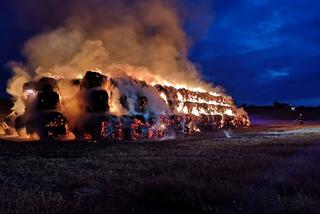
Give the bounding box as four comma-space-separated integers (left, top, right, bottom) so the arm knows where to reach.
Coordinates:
1, 124, 320, 214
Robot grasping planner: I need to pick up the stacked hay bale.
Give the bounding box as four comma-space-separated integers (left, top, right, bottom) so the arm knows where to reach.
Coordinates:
76, 71, 116, 140
16, 77, 67, 140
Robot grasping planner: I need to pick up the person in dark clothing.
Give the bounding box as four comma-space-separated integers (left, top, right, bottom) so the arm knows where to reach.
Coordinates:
298, 114, 304, 125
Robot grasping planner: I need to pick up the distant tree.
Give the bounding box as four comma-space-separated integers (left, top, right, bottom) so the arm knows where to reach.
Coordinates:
273, 101, 281, 107
273, 101, 290, 110
240, 104, 248, 108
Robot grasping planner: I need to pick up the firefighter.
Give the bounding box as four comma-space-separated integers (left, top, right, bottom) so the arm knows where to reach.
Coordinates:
298, 113, 304, 125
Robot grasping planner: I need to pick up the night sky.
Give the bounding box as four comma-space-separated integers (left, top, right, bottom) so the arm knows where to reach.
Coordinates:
1, 0, 320, 106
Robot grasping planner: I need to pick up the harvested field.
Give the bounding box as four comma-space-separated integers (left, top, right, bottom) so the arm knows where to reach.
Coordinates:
1, 124, 320, 213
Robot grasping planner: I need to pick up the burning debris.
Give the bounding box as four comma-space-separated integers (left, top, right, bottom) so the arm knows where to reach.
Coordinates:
4, 71, 249, 141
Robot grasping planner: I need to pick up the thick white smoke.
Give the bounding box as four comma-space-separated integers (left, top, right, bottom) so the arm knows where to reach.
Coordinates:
7, 0, 222, 115
13, 0, 208, 84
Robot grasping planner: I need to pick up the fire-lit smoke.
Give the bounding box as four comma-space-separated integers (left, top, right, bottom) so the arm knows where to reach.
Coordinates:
4, 0, 250, 141
14, 0, 206, 85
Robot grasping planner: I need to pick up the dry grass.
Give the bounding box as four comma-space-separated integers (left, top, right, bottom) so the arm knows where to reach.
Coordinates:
0, 126, 320, 213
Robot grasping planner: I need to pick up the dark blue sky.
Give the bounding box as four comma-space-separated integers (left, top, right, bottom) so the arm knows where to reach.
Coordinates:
1, 0, 320, 106
188, 0, 320, 106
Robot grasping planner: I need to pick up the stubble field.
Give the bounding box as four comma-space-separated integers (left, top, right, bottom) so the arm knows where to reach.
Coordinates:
0, 124, 320, 213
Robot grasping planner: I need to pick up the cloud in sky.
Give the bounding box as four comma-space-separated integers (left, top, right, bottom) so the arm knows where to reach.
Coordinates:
189, 0, 320, 105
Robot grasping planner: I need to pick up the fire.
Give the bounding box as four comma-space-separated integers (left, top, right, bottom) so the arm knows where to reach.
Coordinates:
159, 92, 168, 104
3, 0, 250, 141
23, 89, 36, 99
3, 70, 249, 141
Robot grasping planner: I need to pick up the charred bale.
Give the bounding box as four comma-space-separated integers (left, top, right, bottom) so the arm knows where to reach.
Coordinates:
80, 71, 106, 89
86, 90, 109, 113
37, 91, 60, 110
34, 111, 67, 140
36, 77, 58, 91
79, 114, 116, 140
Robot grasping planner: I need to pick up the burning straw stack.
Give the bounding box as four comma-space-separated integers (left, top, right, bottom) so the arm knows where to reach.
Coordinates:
5, 71, 249, 141
154, 85, 249, 128
73, 71, 120, 140
15, 77, 67, 139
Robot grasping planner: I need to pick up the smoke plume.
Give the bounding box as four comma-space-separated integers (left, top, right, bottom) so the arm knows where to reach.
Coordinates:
3, 0, 251, 141
7, 0, 221, 114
